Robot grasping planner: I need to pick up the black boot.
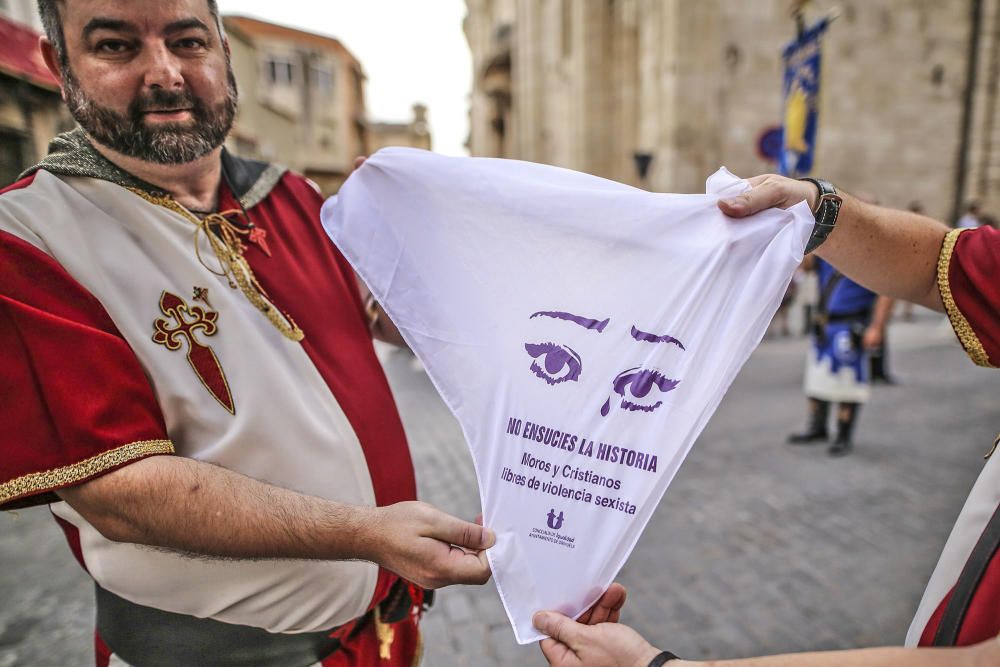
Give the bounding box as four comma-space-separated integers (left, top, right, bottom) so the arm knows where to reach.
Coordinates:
828, 403, 859, 457
869, 345, 895, 384
788, 399, 829, 444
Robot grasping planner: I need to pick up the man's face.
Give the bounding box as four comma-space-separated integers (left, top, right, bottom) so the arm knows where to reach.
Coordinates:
57, 0, 236, 164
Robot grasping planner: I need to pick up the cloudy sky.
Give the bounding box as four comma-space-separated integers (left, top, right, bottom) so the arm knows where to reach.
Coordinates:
217, 0, 472, 156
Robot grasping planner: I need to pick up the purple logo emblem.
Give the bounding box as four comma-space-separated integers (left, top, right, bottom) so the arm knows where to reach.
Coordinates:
546, 509, 565, 530
524, 310, 684, 417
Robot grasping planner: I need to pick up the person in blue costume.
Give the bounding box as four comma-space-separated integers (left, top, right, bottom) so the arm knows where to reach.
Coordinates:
787, 255, 894, 456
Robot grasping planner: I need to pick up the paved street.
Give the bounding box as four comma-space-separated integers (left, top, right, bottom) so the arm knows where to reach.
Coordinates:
2, 311, 997, 666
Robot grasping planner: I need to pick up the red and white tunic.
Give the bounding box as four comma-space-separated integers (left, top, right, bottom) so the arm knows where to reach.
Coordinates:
907, 226, 1000, 646
0, 160, 416, 635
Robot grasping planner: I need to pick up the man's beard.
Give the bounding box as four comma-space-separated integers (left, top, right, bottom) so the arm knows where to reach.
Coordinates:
63, 66, 238, 165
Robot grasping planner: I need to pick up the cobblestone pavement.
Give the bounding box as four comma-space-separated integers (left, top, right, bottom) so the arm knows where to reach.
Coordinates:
2, 312, 997, 666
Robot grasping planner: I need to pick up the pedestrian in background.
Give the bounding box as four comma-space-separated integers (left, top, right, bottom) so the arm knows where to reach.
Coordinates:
859, 194, 895, 384
956, 201, 982, 229
787, 238, 893, 456
770, 267, 800, 337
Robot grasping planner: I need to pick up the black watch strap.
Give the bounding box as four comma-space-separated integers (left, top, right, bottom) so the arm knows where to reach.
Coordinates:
647, 650, 681, 666
799, 177, 842, 254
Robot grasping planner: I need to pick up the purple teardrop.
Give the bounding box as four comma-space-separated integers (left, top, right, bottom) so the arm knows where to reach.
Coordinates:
600, 397, 611, 417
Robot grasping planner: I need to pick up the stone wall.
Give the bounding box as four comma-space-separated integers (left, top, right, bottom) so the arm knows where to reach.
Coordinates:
965, 0, 1000, 216
466, 0, 1000, 222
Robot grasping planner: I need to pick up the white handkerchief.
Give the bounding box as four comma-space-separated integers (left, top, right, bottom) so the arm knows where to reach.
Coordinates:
321, 148, 812, 643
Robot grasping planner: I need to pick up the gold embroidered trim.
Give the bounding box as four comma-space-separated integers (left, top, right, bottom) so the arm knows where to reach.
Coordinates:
937, 228, 994, 368
985, 432, 1000, 460
0, 439, 174, 506
127, 188, 304, 342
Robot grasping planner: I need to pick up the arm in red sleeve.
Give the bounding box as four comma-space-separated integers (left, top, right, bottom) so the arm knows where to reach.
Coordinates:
0, 230, 172, 510
937, 227, 1000, 368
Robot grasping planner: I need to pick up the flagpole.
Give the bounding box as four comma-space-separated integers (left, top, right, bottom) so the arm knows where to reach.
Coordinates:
781, 1, 839, 179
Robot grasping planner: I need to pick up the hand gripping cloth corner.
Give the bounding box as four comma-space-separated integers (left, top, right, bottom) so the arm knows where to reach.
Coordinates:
321, 148, 813, 643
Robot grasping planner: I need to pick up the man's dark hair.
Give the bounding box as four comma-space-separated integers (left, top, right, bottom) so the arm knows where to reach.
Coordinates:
37, 0, 224, 68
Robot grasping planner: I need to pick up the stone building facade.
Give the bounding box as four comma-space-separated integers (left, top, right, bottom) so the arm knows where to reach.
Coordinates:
0, 12, 71, 187
223, 16, 370, 194
0, 7, 434, 193
369, 103, 433, 153
465, 0, 1000, 222
224, 16, 435, 194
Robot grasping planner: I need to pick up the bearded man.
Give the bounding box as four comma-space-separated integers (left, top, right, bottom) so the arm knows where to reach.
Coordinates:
0, 1, 493, 664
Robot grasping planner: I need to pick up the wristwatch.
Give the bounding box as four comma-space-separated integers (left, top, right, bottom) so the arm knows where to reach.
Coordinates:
647, 651, 681, 666
799, 177, 842, 254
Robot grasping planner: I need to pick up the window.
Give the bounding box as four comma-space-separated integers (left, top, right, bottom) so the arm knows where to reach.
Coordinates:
311, 66, 334, 97
266, 57, 295, 86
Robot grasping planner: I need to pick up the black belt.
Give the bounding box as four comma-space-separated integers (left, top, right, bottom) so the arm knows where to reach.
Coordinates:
96, 578, 423, 666
96, 585, 341, 667
825, 308, 871, 324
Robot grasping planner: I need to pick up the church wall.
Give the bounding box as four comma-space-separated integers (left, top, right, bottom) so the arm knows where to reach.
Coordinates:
466, 0, 999, 222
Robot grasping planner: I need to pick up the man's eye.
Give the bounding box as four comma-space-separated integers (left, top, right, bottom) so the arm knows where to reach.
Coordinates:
174, 38, 207, 50
525, 342, 582, 386
96, 40, 132, 54
611, 367, 679, 413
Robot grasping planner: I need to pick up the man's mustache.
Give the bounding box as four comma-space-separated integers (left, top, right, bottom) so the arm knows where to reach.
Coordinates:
133, 89, 198, 114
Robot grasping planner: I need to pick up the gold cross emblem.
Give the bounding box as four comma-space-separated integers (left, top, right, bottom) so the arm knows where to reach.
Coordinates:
152, 291, 235, 414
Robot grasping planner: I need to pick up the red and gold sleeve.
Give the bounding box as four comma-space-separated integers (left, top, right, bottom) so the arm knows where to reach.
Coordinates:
0, 230, 173, 510
937, 227, 1000, 368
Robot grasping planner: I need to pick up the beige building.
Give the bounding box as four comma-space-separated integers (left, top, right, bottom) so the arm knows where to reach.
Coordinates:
223, 16, 370, 194
369, 103, 432, 152
465, 0, 1000, 222
0, 9, 433, 192
0, 12, 71, 187
224, 16, 435, 193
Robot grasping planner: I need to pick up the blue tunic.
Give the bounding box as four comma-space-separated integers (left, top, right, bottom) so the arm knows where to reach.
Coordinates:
807, 259, 877, 397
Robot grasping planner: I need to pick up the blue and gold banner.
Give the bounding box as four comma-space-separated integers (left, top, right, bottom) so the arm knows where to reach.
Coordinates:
780, 18, 831, 177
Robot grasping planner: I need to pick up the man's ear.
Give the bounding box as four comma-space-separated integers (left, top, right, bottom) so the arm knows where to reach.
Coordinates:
39, 37, 66, 95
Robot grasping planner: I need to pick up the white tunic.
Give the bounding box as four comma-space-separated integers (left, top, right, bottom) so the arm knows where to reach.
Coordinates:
0, 171, 379, 633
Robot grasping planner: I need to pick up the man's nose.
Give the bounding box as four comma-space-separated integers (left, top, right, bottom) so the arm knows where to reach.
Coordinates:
141, 43, 184, 90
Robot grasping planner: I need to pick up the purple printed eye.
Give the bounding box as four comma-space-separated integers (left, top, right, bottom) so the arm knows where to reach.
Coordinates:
525, 342, 582, 385
611, 367, 679, 413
